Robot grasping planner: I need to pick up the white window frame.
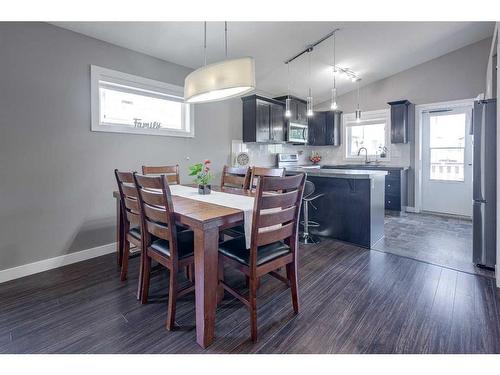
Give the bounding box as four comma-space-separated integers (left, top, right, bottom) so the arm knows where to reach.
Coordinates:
343, 108, 391, 161
90, 65, 194, 137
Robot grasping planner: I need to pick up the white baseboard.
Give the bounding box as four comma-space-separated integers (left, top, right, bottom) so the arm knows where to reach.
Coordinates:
0, 242, 116, 284
405, 206, 420, 213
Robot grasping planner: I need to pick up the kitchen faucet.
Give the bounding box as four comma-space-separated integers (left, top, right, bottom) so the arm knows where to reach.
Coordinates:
357, 147, 370, 164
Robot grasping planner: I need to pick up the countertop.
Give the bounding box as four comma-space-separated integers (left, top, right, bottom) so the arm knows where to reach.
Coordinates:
322, 164, 409, 171
285, 167, 388, 179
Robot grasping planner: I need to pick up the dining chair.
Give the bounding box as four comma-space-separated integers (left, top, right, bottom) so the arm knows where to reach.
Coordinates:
220, 165, 251, 190
134, 173, 195, 331
142, 165, 180, 185
114, 170, 142, 282
249, 166, 285, 190
218, 173, 306, 342
220, 165, 251, 239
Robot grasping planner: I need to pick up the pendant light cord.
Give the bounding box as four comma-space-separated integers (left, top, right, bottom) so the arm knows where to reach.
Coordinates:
333, 33, 336, 88
357, 80, 360, 110
308, 49, 312, 97
224, 21, 228, 59
287, 62, 290, 99
203, 22, 207, 66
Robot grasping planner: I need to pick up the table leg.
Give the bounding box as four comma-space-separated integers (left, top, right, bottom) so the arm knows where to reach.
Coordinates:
194, 226, 219, 348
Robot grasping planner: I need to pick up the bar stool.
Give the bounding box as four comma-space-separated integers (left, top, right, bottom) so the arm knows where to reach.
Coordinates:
300, 180, 324, 244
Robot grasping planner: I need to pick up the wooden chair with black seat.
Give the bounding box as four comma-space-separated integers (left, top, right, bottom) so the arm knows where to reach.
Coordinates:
134, 173, 195, 331
114, 170, 142, 283
220, 165, 251, 191
249, 166, 285, 190
142, 165, 180, 185
218, 173, 306, 342
220, 165, 251, 239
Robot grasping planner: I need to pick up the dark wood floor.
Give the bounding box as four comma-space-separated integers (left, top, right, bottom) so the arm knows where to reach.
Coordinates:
373, 212, 494, 278
1, 238, 499, 354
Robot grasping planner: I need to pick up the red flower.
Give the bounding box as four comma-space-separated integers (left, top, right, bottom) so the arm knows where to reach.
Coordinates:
204, 159, 211, 165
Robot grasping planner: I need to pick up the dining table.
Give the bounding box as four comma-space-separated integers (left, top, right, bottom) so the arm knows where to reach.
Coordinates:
113, 185, 251, 348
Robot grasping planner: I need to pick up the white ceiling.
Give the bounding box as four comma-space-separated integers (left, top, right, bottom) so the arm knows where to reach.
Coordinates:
51, 21, 494, 104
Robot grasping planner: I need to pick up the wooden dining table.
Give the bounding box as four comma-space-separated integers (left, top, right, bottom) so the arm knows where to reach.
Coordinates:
113, 186, 250, 348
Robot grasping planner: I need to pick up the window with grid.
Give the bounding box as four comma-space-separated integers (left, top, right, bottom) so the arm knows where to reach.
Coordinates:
428, 113, 466, 182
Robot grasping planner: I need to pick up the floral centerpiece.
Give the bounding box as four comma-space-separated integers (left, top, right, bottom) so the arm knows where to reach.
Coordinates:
310, 152, 322, 165
189, 159, 213, 195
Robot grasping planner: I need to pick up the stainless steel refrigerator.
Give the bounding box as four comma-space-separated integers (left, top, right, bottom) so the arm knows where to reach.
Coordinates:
472, 98, 497, 269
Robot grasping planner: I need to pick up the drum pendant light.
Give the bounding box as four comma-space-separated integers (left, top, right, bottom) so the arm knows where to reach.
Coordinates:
184, 22, 255, 103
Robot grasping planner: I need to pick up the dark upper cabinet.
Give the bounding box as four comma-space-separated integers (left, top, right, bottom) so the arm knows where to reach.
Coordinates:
326, 111, 342, 146
242, 95, 285, 143
307, 110, 342, 146
273, 96, 308, 125
270, 103, 285, 142
308, 112, 327, 146
388, 100, 414, 144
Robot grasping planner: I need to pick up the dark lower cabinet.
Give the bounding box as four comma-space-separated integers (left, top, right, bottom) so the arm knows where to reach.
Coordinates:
322, 165, 408, 212
242, 95, 285, 143
384, 169, 407, 212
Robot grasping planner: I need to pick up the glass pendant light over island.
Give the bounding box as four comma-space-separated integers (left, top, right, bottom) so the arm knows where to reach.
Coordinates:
331, 33, 338, 110
184, 22, 256, 103
306, 49, 313, 117
285, 62, 292, 118
355, 79, 362, 122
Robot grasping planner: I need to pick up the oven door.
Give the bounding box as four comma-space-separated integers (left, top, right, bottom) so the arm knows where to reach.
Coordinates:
288, 123, 308, 144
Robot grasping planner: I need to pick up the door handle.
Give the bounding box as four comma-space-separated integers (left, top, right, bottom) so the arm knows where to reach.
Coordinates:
468, 163, 472, 166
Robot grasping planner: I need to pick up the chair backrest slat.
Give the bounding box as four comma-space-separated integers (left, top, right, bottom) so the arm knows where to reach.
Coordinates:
146, 221, 172, 241
250, 173, 306, 267
257, 222, 294, 247
258, 206, 296, 229
126, 211, 141, 226
115, 169, 140, 233
134, 173, 179, 260
221, 165, 251, 190
140, 189, 166, 207
260, 190, 299, 210
142, 165, 180, 185
249, 167, 285, 190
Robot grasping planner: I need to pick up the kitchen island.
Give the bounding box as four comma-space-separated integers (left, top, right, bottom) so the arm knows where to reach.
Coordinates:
286, 167, 387, 248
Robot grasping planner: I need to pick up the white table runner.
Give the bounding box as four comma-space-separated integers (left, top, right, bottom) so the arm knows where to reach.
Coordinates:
169, 185, 255, 248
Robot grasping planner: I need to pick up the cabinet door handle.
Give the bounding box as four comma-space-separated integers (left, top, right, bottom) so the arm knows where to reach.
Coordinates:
387, 184, 391, 187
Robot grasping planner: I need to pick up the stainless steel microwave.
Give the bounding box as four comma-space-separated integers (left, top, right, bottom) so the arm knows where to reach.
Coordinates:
288, 122, 308, 144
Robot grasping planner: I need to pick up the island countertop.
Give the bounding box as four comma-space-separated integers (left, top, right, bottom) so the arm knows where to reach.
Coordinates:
285, 167, 388, 179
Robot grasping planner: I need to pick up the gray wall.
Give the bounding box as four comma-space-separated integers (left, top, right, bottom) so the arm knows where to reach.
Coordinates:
0, 22, 241, 271
316, 37, 491, 207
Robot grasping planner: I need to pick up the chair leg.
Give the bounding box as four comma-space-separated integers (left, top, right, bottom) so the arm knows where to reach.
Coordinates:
286, 262, 300, 314
249, 277, 258, 342
120, 241, 130, 281
136, 246, 144, 301
140, 254, 151, 304
217, 261, 224, 305
166, 267, 178, 331
187, 264, 195, 282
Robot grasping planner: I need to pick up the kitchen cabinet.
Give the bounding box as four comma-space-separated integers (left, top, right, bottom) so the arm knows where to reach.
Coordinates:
308, 110, 342, 146
326, 110, 342, 146
273, 96, 308, 125
388, 99, 414, 144
322, 165, 408, 213
308, 111, 326, 146
242, 95, 285, 143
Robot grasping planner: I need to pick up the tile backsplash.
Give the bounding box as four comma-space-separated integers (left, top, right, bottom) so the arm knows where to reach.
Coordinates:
231, 140, 411, 168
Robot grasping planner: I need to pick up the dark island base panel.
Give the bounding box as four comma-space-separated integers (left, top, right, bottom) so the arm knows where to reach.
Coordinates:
306, 175, 385, 248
